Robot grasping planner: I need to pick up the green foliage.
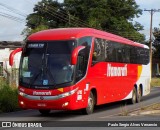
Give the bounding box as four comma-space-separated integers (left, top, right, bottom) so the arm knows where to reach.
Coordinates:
0, 65, 3, 76
153, 27, 160, 59
0, 78, 19, 113
23, 0, 145, 42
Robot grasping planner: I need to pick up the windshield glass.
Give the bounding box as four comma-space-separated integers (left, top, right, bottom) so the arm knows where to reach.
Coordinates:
20, 40, 76, 88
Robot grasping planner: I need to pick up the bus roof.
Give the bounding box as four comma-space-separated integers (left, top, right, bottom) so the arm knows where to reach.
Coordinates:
28, 28, 146, 48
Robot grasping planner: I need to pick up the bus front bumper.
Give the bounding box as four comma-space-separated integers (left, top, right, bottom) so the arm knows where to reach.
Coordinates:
18, 88, 86, 110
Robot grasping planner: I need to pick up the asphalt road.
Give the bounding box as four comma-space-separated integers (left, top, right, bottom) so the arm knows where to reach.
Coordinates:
0, 87, 160, 130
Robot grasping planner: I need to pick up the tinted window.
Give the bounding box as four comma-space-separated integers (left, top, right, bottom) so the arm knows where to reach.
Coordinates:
92, 38, 149, 65
76, 37, 92, 81
20, 40, 76, 88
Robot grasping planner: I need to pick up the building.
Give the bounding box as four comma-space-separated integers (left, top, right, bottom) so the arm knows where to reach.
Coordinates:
0, 41, 24, 78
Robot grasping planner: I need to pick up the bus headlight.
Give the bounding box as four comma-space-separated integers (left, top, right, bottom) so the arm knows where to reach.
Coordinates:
61, 92, 70, 98
18, 91, 26, 97
60, 87, 78, 98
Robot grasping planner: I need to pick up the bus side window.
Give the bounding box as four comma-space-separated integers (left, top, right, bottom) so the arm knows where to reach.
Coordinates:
130, 46, 137, 64
124, 46, 130, 63
76, 53, 85, 81
92, 39, 99, 64
106, 42, 116, 62
92, 38, 106, 65
92, 39, 101, 61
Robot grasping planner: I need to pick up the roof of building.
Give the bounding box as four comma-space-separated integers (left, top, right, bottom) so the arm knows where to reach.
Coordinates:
0, 41, 24, 49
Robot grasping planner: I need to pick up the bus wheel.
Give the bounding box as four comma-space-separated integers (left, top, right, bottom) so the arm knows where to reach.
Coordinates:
129, 87, 137, 104
82, 92, 95, 115
39, 109, 50, 115
136, 87, 142, 103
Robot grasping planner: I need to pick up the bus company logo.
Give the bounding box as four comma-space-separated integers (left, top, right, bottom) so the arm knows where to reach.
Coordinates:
33, 91, 52, 96
40, 96, 44, 100
107, 64, 127, 77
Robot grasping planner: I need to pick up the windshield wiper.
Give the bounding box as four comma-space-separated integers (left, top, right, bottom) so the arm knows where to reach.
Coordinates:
29, 69, 42, 88
44, 53, 57, 86
29, 52, 57, 87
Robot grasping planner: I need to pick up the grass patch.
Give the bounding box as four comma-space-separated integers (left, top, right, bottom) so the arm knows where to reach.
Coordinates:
141, 103, 160, 111
151, 78, 160, 87
119, 105, 129, 116
0, 78, 19, 113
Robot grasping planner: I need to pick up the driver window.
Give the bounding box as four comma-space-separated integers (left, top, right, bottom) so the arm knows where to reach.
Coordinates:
76, 37, 92, 81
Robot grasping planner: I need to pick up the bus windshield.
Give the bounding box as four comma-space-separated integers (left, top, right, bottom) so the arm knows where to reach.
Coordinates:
19, 40, 76, 88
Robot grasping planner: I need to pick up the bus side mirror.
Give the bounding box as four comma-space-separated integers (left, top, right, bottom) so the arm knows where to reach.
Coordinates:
71, 46, 85, 65
9, 48, 23, 66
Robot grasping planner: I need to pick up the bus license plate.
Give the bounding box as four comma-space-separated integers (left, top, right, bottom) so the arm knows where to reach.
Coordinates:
37, 103, 46, 107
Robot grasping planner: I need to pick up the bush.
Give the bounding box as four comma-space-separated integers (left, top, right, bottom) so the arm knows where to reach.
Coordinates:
0, 78, 19, 112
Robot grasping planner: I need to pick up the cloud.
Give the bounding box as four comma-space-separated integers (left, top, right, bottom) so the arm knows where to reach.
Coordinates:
0, 18, 25, 41
0, 0, 41, 41
136, 0, 160, 9
0, 0, 159, 41
134, 0, 160, 40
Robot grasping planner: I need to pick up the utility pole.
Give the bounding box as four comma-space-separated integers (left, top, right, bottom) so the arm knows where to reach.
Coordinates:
144, 9, 160, 77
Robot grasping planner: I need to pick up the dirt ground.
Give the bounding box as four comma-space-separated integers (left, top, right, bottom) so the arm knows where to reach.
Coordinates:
129, 103, 160, 116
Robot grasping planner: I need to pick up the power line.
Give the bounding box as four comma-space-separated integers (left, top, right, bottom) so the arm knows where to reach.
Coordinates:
25, 0, 90, 27
0, 12, 25, 23
144, 9, 160, 76
44, 6, 89, 27
0, 2, 27, 17
41, 2, 145, 39
32, 6, 144, 39
24, 0, 145, 40
0, 2, 27, 23
0, 0, 145, 40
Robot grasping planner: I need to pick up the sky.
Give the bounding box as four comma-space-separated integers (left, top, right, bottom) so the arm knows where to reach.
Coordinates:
0, 0, 160, 41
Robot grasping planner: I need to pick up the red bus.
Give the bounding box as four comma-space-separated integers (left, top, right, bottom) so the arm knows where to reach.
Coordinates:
9, 28, 151, 114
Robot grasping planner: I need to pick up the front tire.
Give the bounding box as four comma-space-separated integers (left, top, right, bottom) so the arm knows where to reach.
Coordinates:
39, 109, 50, 115
82, 92, 95, 115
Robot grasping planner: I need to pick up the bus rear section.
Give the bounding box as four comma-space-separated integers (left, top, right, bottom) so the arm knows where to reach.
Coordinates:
9, 28, 151, 115
88, 38, 150, 105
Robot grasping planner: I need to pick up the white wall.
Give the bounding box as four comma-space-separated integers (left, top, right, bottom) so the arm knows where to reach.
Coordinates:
0, 48, 21, 77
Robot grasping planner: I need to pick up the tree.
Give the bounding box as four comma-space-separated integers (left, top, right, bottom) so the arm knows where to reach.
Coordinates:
64, 0, 145, 42
22, 0, 65, 37
23, 0, 145, 42
153, 27, 160, 59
